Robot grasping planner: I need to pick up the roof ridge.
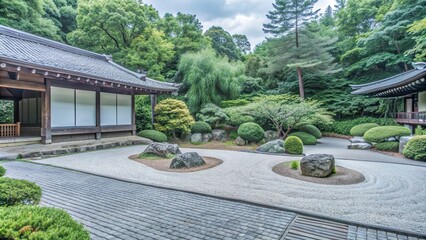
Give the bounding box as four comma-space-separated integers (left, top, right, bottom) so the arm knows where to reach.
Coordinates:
107, 60, 146, 80
350, 69, 418, 89
0, 25, 107, 61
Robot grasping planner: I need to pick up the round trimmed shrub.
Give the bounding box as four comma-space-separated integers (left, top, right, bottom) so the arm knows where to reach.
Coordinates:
374, 141, 399, 152
0, 206, 90, 239
350, 123, 380, 137
191, 121, 212, 133
403, 135, 426, 161
284, 136, 303, 155
289, 132, 317, 145
299, 125, 322, 139
237, 122, 264, 143
138, 130, 167, 142
0, 166, 5, 177
0, 178, 41, 206
364, 126, 411, 143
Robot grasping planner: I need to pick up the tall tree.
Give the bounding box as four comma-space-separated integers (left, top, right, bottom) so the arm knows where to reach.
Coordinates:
263, 0, 320, 98
406, 17, 426, 61
320, 6, 334, 27
204, 26, 241, 61
232, 34, 251, 55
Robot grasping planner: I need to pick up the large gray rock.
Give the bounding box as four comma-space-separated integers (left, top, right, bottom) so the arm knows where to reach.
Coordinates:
212, 129, 227, 142
142, 143, 182, 158
347, 142, 372, 150
399, 136, 413, 154
264, 130, 279, 142
190, 133, 203, 144
350, 137, 367, 143
300, 154, 335, 178
235, 137, 246, 146
256, 139, 285, 153
170, 152, 206, 169
202, 133, 213, 142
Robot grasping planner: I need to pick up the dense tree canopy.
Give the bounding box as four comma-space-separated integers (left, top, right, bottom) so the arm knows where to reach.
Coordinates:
204, 26, 241, 61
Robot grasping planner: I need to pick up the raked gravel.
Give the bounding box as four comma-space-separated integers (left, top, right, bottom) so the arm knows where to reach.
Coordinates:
35, 143, 426, 235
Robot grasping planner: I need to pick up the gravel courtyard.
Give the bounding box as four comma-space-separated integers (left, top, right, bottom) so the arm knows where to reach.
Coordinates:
34, 138, 426, 234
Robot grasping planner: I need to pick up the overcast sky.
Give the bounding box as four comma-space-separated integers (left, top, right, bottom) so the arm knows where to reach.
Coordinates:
144, 0, 336, 48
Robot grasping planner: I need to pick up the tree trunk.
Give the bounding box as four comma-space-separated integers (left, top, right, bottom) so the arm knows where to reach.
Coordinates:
297, 67, 305, 99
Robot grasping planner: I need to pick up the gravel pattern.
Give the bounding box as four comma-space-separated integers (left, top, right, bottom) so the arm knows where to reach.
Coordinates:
34, 139, 426, 235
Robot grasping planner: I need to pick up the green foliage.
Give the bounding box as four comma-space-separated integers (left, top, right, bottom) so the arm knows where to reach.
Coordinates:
204, 26, 241, 61
232, 34, 251, 55
0, 166, 5, 177
0, 178, 41, 206
224, 107, 255, 126
290, 160, 299, 170
406, 17, 426, 61
138, 130, 167, 142
284, 136, 304, 155
350, 123, 380, 136
237, 122, 265, 143
299, 125, 322, 139
289, 132, 317, 145
0, 101, 14, 124
221, 99, 250, 108
415, 125, 426, 135
177, 48, 242, 113
154, 99, 194, 138
191, 122, 212, 134
196, 104, 229, 128
364, 126, 411, 143
135, 96, 152, 133
324, 117, 396, 135
229, 131, 238, 140
0, 206, 90, 239
374, 141, 399, 152
138, 152, 175, 160
403, 135, 426, 161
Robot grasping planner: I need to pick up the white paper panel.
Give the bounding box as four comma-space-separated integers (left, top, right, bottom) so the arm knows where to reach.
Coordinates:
28, 98, 37, 124
76, 90, 96, 126
51, 87, 75, 127
101, 92, 117, 126
117, 94, 132, 125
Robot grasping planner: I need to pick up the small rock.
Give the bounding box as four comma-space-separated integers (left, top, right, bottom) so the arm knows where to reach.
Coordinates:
300, 154, 335, 178
347, 142, 372, 150
235, 136, 246, 146
256, 139, 285, 153
212, 129, 227, 142
170, 152, 206, 169
349, 137, 367, 143
399, 136, 413, 154
264, 130, 279, 142
142, 143, 182, 158
190, 133, 203, 144
202, 133, 212, 142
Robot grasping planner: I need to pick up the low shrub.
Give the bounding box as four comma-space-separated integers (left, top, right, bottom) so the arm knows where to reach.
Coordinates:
322, 117, 397, 135
289, 132, 317, 145
138, 130, 167, 142
221, 99, 250, 108
299, 125, 322, 139
374, 141, 399, 152
364, 126, 411, 143
290, 161, 299, 170
138, 152, 175, 160
0, 166, 5, 177
403, 135, 426, 161
237, 122, 265, 143
284, 136, 303, 155
191, 121, 212, 133
350, 123, 380, 136
0, 206, 90, 239
415, 125, 426, 135
229, 131, 238, 140
0, 178, 41, 206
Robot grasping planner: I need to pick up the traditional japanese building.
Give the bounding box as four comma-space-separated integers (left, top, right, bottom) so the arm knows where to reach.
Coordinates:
351, 62, 426, 130
0, 25, 178, 144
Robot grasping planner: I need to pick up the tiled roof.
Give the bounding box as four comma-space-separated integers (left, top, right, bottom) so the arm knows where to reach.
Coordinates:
0, 25, 178, 92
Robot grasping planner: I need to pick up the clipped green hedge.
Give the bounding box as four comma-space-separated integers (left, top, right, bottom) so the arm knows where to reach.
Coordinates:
299, 125, 322, 139
237, 122, 264, 143
285, 136, 303, 155
289, 132, 317, 145
0, 178, 41, 206
322, 117, 397, 135
403, 135, 426, 161
191, 121, 212, 133
0, 206, 90, 239
138, 130, 167, 142
364, 126, 411, 143
350, 123, 380, 137
374, 141, 399, 152
0, 165, 5, 177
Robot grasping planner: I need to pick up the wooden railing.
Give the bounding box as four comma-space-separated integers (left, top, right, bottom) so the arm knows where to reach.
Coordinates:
0, 122, 21, 137
396, 112, 426, 125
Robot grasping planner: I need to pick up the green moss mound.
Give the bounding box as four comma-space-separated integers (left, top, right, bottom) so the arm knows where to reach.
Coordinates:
0, 178, 41, 207
0, 206, 90, 239
289, 132, 317, 145
284, 136, 303, 155
374, 141, 399, 152
299, 125, 322, 139
238, 122, 265, 143
0, 166, 5, 177
350, 123, 380, 136
403, 135, 426, 161
191, 121, 212, 133
364, 126, 411, 143
138, 130, 167, 142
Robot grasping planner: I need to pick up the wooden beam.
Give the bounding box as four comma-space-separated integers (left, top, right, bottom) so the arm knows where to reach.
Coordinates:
95, 87, 101, 140
150, 94, 157, 126
41, 79, 52, 144
0, 78, 45, 92
14, 100, 19, 123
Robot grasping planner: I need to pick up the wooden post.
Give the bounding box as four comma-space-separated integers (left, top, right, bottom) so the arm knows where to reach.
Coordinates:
41, 79, 52, 144
131, 92, 136, 135
14, 100, 19, 123
150, 94, 157, 126
95, 87, 101, 140
16, 122, 20, 137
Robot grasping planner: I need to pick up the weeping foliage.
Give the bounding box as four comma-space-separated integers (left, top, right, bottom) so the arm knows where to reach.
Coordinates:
177, 49, 242, 113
